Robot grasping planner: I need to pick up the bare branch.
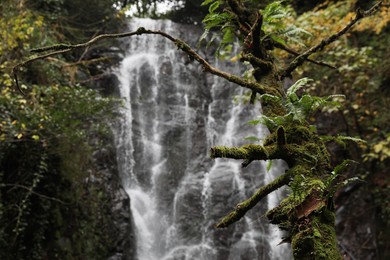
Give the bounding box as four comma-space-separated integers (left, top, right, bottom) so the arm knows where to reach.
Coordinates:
281, 1, 383, 79
273, 41, 336, 70
2, 183, 68, 204
13, 27, 272, 95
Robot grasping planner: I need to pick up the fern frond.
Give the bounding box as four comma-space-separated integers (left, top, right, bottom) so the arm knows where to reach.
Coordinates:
287, 77, 313, 97
201, 0, 216, 6
260, 93, 281, 103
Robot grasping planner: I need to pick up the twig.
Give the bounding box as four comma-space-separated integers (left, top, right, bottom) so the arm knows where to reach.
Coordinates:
281, 1, 383, 79
273, 41, 336, 70
13, 28, 272, 96
3, 183, 69, 204
13, 48, 72, 95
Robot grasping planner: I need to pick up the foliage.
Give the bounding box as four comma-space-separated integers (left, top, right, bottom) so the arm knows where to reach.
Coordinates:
200, 0, 387, 258
0, 84, 118, 258
0, 1, 123, 258
248, 77, 344, 132
260, 1, 311, 46
199, 0, 236, 54
282, 0, 390, 257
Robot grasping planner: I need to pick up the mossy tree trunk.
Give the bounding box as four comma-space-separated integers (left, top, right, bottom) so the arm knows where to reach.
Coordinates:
207, 1, 379, 259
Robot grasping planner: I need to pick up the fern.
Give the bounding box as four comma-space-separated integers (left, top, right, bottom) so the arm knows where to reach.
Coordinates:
284, 78, 345, 122
286, 77, 312, 97
261, 1, 311, 47
261, 1, 289, 28
324, 160, 361, 196
246, 77, 345, 137
321, 135, 366, 148
199, 0, 236, 54
201, 0, 216, 6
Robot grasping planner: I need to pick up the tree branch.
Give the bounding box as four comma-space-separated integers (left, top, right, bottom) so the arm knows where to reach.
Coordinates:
216, 171, 291, 228
281, 0, 383, 79
211, 144, 269, 160
273, 41, 336, 70
3, 183, 68, 204
13, 27, 272, 95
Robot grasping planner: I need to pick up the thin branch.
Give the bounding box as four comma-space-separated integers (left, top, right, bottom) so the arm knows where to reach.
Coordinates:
2, 183, 69, 204
216, 171, 291, 228
273, 41, 336, 70
13, 27, 271, 95
281, 1, 383, 79
13, 48, 72, 95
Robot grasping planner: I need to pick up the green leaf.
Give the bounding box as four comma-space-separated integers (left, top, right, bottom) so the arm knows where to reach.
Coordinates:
260, 93, 281, 103
209, 1, 220, 13
332, 159, 358, 176
221, 26, 235, 44
244, 136, 261, 142
248, 119, 262, 125
201, 0, 215, 6
199, 28, 210, 44
337, 136, 366, 145
266, 160, 273, 172
270, 34, 287, 45
341, 177, 361, 186
287, 77, 313, 97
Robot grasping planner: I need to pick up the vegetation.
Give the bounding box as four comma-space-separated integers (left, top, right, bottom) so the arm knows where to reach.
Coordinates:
0, 0, 128, 258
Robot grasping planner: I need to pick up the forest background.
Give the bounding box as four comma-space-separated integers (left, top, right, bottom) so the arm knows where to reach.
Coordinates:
0, 0, 389, 259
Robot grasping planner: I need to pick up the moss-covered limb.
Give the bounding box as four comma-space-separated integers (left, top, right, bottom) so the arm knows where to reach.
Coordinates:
262, 125, 331, 168
210, 144, 270, 160
216, 171, 291, 228
210, 136, 329, 169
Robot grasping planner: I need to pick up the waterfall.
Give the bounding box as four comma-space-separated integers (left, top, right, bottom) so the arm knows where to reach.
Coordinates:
115, 18, 292, 260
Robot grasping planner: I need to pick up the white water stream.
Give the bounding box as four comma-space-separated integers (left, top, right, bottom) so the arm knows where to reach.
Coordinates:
114, 18, 291, 260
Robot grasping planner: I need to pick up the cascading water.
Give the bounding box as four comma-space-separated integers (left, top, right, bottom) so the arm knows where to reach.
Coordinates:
115, 18, 291, 260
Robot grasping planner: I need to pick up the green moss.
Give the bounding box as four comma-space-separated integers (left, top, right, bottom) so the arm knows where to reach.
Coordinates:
289, 210, 341, 260
210, 144, 269, 160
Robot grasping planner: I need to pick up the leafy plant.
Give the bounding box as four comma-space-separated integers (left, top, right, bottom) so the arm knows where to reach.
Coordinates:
199, 0, 235, 53
261, 1, 311, 46
248, 77, 344, 131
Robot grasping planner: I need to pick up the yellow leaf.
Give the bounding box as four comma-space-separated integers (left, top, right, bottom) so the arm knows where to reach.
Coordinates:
16, 133, 23, 139
11, 120, 17, 125
230, 55, 239, 62
32, 135, 40, 141
374, 143, 383, 153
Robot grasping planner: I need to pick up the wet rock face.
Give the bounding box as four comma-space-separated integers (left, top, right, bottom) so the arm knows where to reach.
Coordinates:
90, 137, 136, 259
